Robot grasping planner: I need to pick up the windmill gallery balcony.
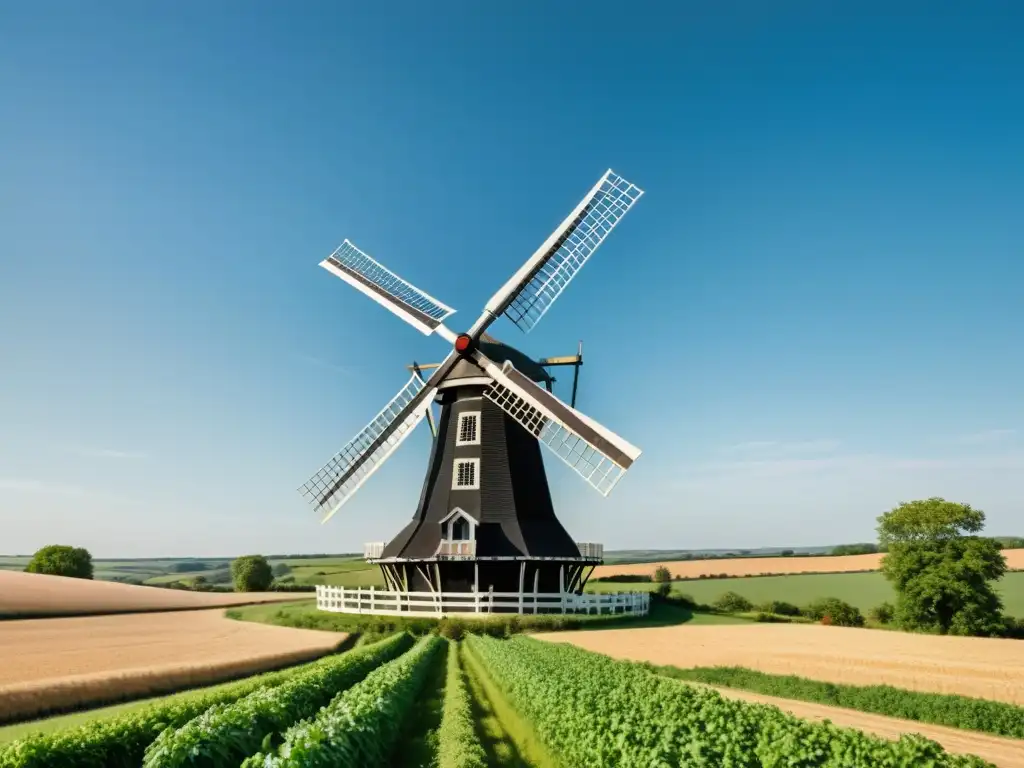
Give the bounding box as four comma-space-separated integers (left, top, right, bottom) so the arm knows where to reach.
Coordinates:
365, 540, 602, 562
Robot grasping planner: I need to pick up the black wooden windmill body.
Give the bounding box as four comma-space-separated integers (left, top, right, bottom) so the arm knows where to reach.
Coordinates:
300, 170, 644, 609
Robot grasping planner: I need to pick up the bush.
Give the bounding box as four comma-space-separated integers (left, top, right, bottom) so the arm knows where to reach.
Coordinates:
804, 597, 865, 627
591, 574, 652, 583
231, 555, 273, 592
25, 545, 93, 580
757, 600, 802, 616
652, 566, 672, 583
714, 591, 754, 613
654, 581, 672, 599
754, 612, 792, 623
869, 602, 895, 624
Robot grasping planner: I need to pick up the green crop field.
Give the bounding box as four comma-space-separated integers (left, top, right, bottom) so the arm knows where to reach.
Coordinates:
0, 633, 994, 767
586, 571, 1024, 617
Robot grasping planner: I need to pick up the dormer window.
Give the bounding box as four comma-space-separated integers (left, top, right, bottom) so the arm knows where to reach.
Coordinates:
438, 508, 478, 557
456, 412, 480, 446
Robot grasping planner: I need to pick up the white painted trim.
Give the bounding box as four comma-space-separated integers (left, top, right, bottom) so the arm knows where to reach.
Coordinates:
437, 376, 493, 391
452, 457, 480, 490
439, 507, 479, 526
455, 411, 481, 446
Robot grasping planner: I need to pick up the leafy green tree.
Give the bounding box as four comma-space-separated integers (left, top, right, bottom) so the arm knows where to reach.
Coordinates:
831, 543, 879, 556
804, 597, 864, 627
25, 545, 93, 579
652, 566, 672, 583
714, 591, 753, 613
878, 497, 1006, 636
231, 555, 274, 592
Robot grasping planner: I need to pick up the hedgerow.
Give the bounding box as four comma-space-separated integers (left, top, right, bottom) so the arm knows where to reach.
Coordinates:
465, 635, 993, 767
242, 634, 443, 767
0, 650, 343, 768
141, 632, 411, 767
437, 641, 487, 768
654, 665, 1024, 740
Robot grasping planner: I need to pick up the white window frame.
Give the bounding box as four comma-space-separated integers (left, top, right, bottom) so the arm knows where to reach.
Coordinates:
455, 411, 481, 446
452, 458, 480, 490
440, 507, 478, 541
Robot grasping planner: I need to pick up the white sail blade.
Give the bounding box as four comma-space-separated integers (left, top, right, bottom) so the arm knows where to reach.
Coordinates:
476, 356, 641, 496
321, 240, 457, 336
299, 374, 434, 521
476, 170, 643, 336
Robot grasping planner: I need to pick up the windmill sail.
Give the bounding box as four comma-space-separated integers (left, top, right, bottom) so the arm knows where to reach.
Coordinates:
477, 170, 643, 336
477, 357, 641, 496
321, 240, 457, 335
299, 373, 435, 521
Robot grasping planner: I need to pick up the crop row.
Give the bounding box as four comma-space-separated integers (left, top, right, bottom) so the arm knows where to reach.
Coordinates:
243, 633, 444, 766
437, 640, 488, 768
0, 647, 353, 768
142, 631, 411, 767
465, 635, 994, 768
655, 665, 1024, 740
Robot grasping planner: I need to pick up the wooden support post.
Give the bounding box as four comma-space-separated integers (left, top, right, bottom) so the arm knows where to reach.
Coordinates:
434, 563, 443, 614
533, 567, 540, 614
518, 560, 525, 614
559, 564, 565, 614
370, 586, 375, 613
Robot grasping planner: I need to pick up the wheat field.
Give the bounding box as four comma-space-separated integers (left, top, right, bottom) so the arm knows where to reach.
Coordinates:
0, 609, 345, 723
0, 570, 311, 617
537, 622, 1024, 705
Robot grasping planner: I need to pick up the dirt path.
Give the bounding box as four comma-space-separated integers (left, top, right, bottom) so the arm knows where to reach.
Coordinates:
537, 623, 1024, 704
0, 570, 311, 618
698, 683, 1024, 767
0, 609, 344, 722
593, 548, 1024, 580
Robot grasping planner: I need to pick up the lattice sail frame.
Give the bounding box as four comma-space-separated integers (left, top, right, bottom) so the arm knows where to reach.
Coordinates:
482, 377, 630, 496
503, 170, 643, 334
299, 373, 432, 521
321, 240, 456, 335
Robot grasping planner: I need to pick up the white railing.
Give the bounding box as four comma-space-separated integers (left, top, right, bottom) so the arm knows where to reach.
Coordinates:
316, 585, 649, 617
436, 540, 476, 557
363, 541, 385, 559
576, 541, 603, 559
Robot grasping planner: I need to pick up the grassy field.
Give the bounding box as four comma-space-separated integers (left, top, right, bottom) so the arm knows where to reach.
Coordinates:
587, 571, 1024, 617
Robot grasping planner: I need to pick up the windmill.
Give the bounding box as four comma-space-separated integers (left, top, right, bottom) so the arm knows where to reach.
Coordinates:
300, 169, 644, 610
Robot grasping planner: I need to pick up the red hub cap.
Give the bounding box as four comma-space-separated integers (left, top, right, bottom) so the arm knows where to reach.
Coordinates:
454, 334, 472, 352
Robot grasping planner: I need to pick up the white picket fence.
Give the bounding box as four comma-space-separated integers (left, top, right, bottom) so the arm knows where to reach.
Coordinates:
316, 585, 649, 616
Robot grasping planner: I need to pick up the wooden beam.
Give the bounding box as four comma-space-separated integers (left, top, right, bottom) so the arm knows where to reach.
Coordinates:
536, 355, 581, 366
406, 362, 442, 371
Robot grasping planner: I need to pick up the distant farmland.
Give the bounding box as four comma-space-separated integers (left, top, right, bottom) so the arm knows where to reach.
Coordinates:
587, 570, 1024, 618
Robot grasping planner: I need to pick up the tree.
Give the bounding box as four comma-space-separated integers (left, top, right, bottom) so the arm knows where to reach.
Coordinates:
780, 550, 794, 557
25, 545, 93, 579
831, 543, 878, 556
878, 497, 1006, 636
804, 597, 864, 627
714, 592, 753, 613
231, 555, 273, 592
652, 566, 672, 583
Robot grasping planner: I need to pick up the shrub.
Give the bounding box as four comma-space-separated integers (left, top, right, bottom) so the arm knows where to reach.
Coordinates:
869, 602, 895, 624
230, 555, 273, 592
754, 612, 792, 623
652, 566, 672, 583
25, 545, 93, 580
805, 597, 865, 627
654, 581, 672, 599
758, 600, 801, 616
714, 591, 754, 613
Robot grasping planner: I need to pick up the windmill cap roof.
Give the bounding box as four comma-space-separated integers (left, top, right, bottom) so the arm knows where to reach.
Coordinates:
447, 333, 552, 383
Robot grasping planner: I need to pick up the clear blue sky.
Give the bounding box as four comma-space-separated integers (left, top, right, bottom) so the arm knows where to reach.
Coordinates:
1, 2, 1022, 557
